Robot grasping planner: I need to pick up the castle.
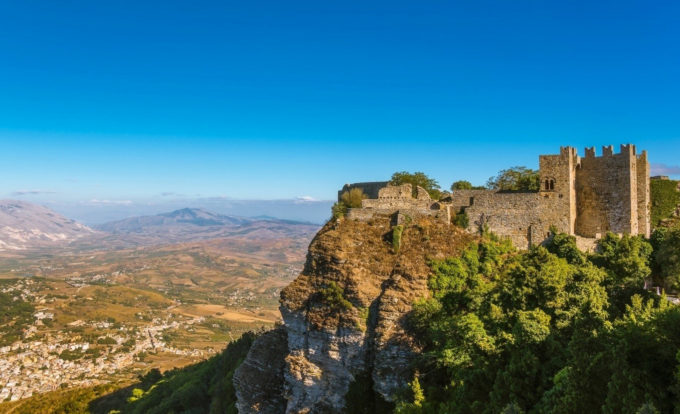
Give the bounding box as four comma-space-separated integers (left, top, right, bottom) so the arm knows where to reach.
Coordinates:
340, 144, 650, 249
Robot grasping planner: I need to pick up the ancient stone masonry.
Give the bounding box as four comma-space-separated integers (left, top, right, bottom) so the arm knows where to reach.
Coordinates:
341, 145, 650, 249
346, 183, 452, 225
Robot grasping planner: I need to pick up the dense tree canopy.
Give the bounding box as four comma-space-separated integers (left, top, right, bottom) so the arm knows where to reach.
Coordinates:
486, 166, 540, 191
396, 231, 680, 414
651, 227, 680, 291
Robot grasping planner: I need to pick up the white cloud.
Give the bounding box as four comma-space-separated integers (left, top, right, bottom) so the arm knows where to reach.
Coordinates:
650, 163, 680, 176
88, 199, 133, 205
295, 196, 320, 202
11, 189, 57, 196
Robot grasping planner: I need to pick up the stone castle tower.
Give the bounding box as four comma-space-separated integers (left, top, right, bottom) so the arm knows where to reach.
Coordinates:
539, 144, 650, 239
341, 144, 650, 249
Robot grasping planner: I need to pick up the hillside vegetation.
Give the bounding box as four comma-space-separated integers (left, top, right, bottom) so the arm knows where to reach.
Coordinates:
395, 228, 680, 413
651, 178, 680, 228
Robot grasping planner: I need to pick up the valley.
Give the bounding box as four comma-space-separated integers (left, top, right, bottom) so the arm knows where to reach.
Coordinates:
0, 204, 319, 404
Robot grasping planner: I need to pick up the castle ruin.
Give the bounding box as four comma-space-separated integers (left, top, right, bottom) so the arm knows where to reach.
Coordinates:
340, 144, 650, 249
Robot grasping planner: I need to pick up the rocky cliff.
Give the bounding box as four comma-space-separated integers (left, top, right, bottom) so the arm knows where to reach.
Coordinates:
234, 214, 473, 413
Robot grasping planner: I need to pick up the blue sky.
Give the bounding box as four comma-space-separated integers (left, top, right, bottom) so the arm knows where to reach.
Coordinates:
1, 1, 679, 221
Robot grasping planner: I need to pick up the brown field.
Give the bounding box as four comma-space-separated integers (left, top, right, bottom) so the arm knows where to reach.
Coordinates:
0, 235, 308, 389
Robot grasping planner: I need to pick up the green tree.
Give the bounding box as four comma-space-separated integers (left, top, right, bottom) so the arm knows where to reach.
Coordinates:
451, 180, 473, 190
390, 171, 441, 199
486, 166, 540, 191
651, 227, 680, 290
593, 233, 652, 289
451, 180, 486, 191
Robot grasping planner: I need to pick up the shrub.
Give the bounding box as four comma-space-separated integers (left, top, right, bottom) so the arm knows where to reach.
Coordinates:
453, 210, 469, 228
98, 336, 117, 345
319, 281, 353, 311
392, 225, 404, 253
331, 202, 348, 219
341, 188, 366, 208
333, 188, 367, 219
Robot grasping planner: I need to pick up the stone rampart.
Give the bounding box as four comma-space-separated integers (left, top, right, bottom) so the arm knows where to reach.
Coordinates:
463, 191, 542, 248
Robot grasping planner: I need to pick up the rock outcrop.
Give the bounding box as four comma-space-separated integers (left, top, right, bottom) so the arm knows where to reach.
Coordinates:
236, 213, 472, 413
233, 327, 288, 413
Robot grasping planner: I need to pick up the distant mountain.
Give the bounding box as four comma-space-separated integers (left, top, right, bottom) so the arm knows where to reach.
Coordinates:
0, 200, 96, 251
93, 208, 320, 245
96, 208, 248, 233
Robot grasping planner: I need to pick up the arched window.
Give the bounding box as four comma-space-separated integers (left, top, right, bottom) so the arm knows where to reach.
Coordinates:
545, 179, 550, 191
549, 179, 555, 190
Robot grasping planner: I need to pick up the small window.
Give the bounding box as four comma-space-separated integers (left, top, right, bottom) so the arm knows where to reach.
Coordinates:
545, 179, 550, 190
549, 179, 555, 190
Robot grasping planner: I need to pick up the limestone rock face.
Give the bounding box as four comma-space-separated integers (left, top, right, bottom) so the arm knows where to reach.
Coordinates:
233, 327, 288, 414
236, 215, 472, 413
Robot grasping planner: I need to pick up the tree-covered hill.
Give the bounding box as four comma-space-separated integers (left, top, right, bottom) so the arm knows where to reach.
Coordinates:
394, 228, 680, 414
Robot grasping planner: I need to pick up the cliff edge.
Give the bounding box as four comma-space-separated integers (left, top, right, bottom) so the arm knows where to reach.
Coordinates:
235, 213, 473, 413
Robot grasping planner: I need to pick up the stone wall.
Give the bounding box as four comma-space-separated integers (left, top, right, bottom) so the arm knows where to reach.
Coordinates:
575, 145, 638, 237
463, 191, 543, 249
347, 184, 450, 223
361, 184, 432, 211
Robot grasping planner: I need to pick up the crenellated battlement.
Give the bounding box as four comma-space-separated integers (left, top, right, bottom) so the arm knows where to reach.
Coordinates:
583, 143, 638, 158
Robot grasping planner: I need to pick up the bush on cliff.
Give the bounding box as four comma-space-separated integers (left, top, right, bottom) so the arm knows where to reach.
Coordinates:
319, 281, 353, 312
398, 232, 680, 413
333, 188, 367, 219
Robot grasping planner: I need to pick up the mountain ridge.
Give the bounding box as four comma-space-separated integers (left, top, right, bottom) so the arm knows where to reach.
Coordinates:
0, 200, 96, 251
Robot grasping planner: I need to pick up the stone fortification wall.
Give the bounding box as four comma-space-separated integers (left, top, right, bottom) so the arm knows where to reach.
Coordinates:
347, 184, 450, 223
575, 145, 637, 237
448, 189, 493, 211
338, 181, 388, 201
462, 191, 543, 249
361, 184, 431, 210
